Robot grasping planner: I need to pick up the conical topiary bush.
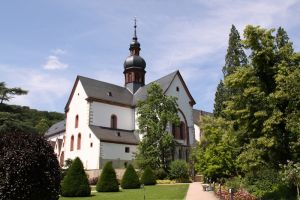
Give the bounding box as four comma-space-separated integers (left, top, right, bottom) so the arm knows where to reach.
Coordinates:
141, 166, 156, 185
121, 164, 140, 189
61, 157, 91, 197
96, 161, 119, 192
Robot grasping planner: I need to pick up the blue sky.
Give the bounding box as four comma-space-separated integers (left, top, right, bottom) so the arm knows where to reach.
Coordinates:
1, 0, 299, 113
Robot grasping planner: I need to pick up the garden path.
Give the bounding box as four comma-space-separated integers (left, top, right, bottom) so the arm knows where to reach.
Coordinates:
185, 182, 218, 200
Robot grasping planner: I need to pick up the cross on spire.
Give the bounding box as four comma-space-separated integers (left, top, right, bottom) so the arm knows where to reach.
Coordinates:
133, 17, 137, 40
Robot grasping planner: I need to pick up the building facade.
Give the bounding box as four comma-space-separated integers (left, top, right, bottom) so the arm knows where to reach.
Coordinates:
45, 22, 200, 172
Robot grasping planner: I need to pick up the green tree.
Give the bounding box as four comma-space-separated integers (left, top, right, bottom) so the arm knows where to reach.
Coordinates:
214, 25, 247, 117
224, 25, 300, 171
96, 162, 119, 192
35, 118, 50, 135
168, 160, 189, 183
281, 161, 300, 199
193, 116, 238, 180
0, 82, 28, 104
223, 25, 247, 77
121, 164, 140, 189
61, 157, 91, 197
213, 80, 226, 117
141, 166, 156, 185
136, 83, 179, 170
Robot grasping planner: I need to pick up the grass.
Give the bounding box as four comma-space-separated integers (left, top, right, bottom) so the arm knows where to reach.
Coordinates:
60, 184, 189, 200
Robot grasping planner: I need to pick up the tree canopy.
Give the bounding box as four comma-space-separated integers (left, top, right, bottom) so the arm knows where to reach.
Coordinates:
0, 82, 28, 104
136, 82, 180, 170
194, 25, 300, 198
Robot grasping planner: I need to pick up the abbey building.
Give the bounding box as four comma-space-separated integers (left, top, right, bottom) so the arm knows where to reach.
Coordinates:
45, 22, 206, 173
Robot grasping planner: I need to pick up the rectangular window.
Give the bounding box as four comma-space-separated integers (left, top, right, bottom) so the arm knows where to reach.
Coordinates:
125, 147, 130, 153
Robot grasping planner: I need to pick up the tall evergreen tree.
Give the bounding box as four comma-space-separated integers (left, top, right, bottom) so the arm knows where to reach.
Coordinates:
213, 80, 226, 117
223, 25, 247, 77
214, 25, 247, 117
0, 82, 28, 104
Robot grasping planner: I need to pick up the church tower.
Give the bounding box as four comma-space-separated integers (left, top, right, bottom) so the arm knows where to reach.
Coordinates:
123, 18, 146, 93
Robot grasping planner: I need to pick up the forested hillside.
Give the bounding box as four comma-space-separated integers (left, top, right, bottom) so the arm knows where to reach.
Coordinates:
0, 103, 64, 135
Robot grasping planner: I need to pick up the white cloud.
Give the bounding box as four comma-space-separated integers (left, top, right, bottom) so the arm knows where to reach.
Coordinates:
0, 64, 72, 111
52, 48, 67, 55
43, 55, 69, 70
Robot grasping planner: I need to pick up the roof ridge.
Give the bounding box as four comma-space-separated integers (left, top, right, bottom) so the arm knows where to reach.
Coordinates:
78, 75, 125, 90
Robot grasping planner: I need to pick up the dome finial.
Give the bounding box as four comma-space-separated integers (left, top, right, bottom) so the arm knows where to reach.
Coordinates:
133, 17, 137, 40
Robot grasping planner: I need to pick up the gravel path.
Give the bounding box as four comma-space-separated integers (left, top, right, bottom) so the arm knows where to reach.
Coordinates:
185, 182, 218, 200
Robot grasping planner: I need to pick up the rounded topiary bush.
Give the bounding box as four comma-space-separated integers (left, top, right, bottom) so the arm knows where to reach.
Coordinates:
96, 161, 119, 192
0, 131, 61, 200
61, 157, 91, 197
169, 160, 189, 183
121, 164, 140, 189
141, 166, 156, 185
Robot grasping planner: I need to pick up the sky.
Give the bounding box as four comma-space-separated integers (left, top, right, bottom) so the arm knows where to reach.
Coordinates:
0, 0, 300, 113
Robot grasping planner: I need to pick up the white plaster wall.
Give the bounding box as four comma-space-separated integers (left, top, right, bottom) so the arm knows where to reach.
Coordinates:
65, 80, 100, 170
194, 124, 200, 142
165, 74, 195, 145
90, 102, 135, 130
101, 142, 137, 160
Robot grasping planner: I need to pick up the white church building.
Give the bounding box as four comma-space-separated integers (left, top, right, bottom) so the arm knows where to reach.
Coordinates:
45, 22, 207, 173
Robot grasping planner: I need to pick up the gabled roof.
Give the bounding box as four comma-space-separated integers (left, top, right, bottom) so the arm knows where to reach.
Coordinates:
65, 70, 196, 111
45, 120, 65, 138
133, 70, 196, 105
90, 125, 139, 145
65, 76, 133, 111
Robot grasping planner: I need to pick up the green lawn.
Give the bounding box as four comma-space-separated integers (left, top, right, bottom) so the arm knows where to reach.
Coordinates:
60, 184, 189, 200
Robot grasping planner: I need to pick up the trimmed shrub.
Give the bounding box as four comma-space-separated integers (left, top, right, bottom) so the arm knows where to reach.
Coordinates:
141, 166, 156, 185
0, 131, 61, 200
155, 168, 168, 180
169, 160, 189, 183
121, 164, 140, 189
96, 161, 119, 192
61, 157, 91, 197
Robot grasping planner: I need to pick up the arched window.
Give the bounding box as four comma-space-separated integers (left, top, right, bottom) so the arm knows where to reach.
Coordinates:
70, 135, 74, 151
77, 133, 81, 150
111, 115, 117, 129
128, 73, 132, 82
180, 122, 185, 140
75, 115, 79, 128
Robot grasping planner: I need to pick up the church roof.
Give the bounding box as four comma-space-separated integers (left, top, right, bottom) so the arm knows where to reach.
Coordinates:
89, 125, 139, 145
79, 76, 133, 106
45, 120, 65, 138
193, 109, 213, 124
65, 70, 196, 111
133, 70, 178, 104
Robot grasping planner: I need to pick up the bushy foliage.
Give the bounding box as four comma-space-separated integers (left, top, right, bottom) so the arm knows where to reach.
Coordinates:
96, 162, 119, 192
121, 164, 140, 189
0, 131, 61, 200
141, 166, 156, 185
155, 168, 168, 180
0, 103, 64, 135
61, 157, 91, 197
136, 83, 179, 170
168, 160, 189, 183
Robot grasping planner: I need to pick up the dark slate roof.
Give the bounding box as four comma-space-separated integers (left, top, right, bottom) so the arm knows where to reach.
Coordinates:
78, 76, 133, 106
133, 70, 178, 105
45, 120, 65, 138
193, 109, 213, 124
89, 125, 139, 145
